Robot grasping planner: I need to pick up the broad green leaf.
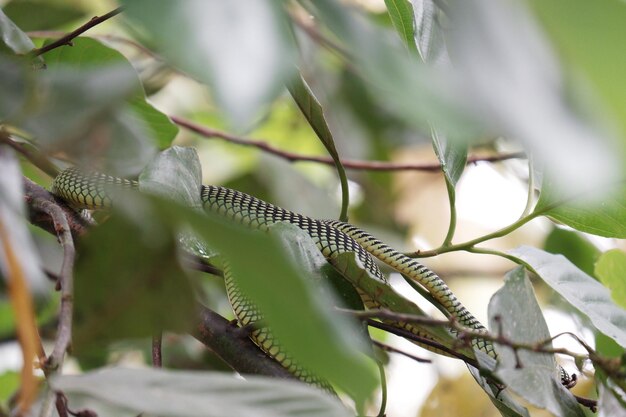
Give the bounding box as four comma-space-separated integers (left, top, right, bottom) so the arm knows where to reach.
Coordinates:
72, 205, 196, 354
488, 267, 583, 417
3, 0, 86, 31
139, 149, 378, 402
595, 249, 626, 309
528, 0, 626, 142
121, 0, 294, 126
13, 62, 155, 176
384, 0, 418, 53
287, 74, 349, 221
510, 246, 626, 349
544, 227, 600, 277
431, 128, 467, 187
42, 37, 179, 149
50, 368, 352, 417
535, 180, 626, 238
0, 8, 35, 54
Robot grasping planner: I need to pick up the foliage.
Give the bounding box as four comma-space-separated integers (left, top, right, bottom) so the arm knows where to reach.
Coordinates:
0, 1, 625, 416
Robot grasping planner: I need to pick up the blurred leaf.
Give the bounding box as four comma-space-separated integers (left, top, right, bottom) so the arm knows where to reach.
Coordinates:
413, 0, 447, 63
307, 0, 476, 139
510, 246, 626, 349
543, 227, 600, 276
598, 382, 626, 417
431, 128, 467, 187
528, 0, 626, 142
0, 8, 35, 54
197, 220, 377, 402
287, 74, 348, 221
535, 180, 626, 238
43, 37, 178, 149
139, 148, 378, 402
3, 0, 86, 31
121, 0, 294, 127
488, 266, 584, 417
384, 0, 418, 53
51, 367, 352, 417
0, 371, 19, 405
0, 54, 27, 121
72, 205, 196, 354
448, 0, 620, 196
595, 249, 626, 309
0, 148, 46, 289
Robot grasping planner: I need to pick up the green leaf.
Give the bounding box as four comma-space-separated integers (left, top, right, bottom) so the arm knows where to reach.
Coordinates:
120, 0, 295, 126
543, 227, 600, 277
488, 267, 584, 417
50, 368, 352, 417
528, 0, 626, 143
510, 246, 626, 349
384, 0, 418, 53
0, 8, 35, 54
535, 179, 626, 238
42, 37, 178, 149
431, 128, 468, 187
598, 382, 626, 416
139, 149, 378, 402
287, 74, 349, 221
72, 205, 196, 354
0, 371, 19, 406
595, 249, 626, 309
3, 0, 86, 31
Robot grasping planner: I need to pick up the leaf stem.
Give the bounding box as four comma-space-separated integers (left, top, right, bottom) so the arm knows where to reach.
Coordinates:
441, 176, 457, 247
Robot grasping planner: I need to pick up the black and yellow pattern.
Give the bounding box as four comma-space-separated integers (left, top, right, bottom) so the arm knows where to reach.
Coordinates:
51, 167, 571, 388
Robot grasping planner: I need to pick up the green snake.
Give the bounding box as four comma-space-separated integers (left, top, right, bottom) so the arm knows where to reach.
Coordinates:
51, 167, 571, 389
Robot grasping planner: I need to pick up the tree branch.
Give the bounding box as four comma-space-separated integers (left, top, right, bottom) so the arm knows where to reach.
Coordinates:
172, 115, 525, 172
192, 304, 298, 381
32, 7, 123, 57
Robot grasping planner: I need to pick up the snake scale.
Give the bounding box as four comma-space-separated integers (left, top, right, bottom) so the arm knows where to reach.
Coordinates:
51, 167, 570, 390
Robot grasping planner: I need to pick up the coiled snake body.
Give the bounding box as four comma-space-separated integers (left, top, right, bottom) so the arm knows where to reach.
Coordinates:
52, 167, 569, 389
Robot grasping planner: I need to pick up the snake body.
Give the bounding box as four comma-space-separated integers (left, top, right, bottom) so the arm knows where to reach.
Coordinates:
52, 167, 569, 388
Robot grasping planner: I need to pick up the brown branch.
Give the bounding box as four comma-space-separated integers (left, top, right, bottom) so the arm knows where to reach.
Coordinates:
32, 7, 123, 57
171, 115, 525, 172
31, 199, 75, 372
192, 304, 298, 381
152, 333, 163, 368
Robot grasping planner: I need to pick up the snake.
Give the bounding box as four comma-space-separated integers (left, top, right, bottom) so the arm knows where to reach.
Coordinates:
51, 167, 572, 389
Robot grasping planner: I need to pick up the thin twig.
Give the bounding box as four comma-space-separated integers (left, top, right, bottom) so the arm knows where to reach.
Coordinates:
31, 200, 75, 372
32, 7, 123, 56
372, 340, 431, 363
171, 115, 525, 172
